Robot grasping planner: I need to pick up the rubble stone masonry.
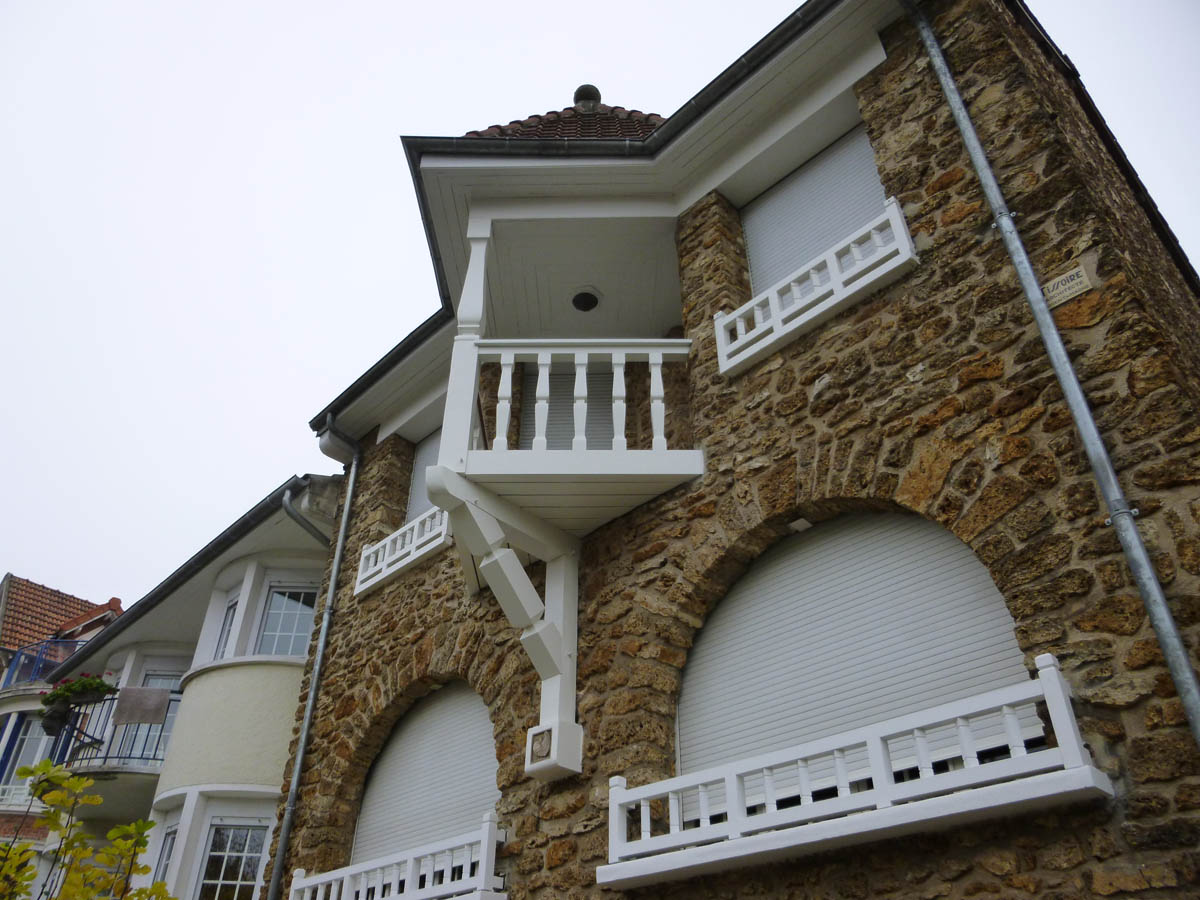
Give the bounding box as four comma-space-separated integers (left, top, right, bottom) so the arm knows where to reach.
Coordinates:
267, 0, 1200, 897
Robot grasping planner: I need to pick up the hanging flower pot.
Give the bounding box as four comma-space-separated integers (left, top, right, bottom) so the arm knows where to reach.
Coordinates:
39, 701, 70, 737
40, 673, 117, 710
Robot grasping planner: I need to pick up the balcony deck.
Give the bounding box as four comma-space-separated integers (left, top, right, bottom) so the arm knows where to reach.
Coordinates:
453, 339, 703, 536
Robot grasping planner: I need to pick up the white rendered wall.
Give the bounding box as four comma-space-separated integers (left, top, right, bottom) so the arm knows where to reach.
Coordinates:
156, 661, 302, 795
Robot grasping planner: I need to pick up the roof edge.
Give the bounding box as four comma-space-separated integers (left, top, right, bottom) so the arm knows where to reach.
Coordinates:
46, 474, 312, 682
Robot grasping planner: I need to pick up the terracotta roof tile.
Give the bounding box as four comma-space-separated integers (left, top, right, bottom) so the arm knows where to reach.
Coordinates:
465, 87, 664, 140
0, 576, 115, 650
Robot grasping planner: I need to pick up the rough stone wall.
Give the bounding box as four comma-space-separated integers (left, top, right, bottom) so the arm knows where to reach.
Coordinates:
269, 0, 1200, 897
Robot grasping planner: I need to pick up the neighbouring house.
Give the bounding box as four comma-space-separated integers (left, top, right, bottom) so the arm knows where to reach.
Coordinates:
259, 0, 1200, 898
39, 475, 341, 898
0, 575, 122, 888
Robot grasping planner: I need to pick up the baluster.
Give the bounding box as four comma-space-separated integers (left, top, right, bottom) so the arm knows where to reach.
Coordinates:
668, 791, 681, 834
698, 783, 711, 827
608, 776, 627, 862
1036, 653, 1087, 768
866, 734, 894, 809
533, 352, 550, 451
402, 855, 418, 895
573, 352, 588, 450
391, 862, 404, 897
956, 716, 980, 768
493, 352, 513, 451
291, 869, 306, 900
639, 798, 651, 841
725, 772, 748, 839
834, 749, 849, 798
914, 727, 934, 778
611, 352, 627, 451
649, 351, 666, 451
371, 868, 383, 900
341, 872, 353, 900
1002, 704, 1027, 757
735, 316, 748, 339
762, 767, 777, 814
797, 759, 813, 804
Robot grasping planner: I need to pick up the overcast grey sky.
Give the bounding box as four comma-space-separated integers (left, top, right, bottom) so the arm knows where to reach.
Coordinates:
1, 1, 1197, 608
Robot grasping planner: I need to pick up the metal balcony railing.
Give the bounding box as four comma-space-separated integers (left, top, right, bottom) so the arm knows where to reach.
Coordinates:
597, 655, 1112, 889
290, 812, 506, 900
57, 691, 181, 769
2, 640, 87, 688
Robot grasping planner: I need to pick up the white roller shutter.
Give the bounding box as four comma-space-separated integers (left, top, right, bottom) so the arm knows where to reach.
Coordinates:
517, 369, 614, 450
351, 682, 499, 863
677, 514, 1038, 800
741, 125, 887, 295
405, 429, 441, 521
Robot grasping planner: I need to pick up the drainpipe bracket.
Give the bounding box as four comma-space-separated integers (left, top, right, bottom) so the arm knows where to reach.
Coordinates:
1104, 505, 1140, 527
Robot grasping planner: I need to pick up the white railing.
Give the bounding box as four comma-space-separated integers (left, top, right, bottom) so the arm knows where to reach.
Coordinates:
355, 507, 452, 596
475, 339, 692, 453
0, 781, 36, 807
598, 655, 1111, 888
715, 197, 918, 376
290, 813, 506, 900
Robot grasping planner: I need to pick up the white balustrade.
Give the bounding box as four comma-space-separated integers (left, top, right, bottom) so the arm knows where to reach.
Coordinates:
476, 339, 690, 454
290, 813, 506, 900
598, 655, 1111, 889
355, 508, 453, 596
0, 781, 35, 807
714, 197, 918, 376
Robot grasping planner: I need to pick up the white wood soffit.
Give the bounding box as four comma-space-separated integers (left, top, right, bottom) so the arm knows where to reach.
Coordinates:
417, 0, 899, 304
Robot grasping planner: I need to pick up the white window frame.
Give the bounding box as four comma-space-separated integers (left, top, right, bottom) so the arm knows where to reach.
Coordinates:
192, 816, 271, 900
252, 584, 319, 658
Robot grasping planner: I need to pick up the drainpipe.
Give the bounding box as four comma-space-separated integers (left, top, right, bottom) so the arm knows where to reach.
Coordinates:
282, 489, 332, 549
266, 417, 362, 900
900, 0, 1200, 749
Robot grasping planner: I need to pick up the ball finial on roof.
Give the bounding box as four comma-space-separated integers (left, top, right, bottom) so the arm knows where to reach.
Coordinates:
573, 84, 601, 112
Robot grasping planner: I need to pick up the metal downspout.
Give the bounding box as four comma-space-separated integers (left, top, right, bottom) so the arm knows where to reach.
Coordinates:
266, 421, 362, 900
900, 0, 1200, 748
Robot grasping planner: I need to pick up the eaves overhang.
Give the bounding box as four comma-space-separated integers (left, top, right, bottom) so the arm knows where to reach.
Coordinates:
45, 474, 318, 682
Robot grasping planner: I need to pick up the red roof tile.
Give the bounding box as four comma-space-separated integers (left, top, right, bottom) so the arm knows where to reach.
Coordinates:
465, 86, 664, 140
0, 575, 116, 650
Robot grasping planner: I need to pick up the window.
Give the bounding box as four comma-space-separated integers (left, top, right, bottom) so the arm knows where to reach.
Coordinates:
196, 824, 266, 900
0, 716, 55, 804
153, 828, 177, 884
254, 588, 317, 657
212, 591, 238, 661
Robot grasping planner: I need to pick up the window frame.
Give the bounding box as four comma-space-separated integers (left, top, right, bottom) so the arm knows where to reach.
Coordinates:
252, 584, 318, 658
193, 817, 270, 900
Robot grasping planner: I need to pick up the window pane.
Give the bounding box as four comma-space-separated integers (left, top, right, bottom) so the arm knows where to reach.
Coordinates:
255, 590, 317, 656
199, 826, 267, 900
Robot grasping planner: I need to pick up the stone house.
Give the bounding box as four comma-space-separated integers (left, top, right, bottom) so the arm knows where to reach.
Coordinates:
261, 0, 1200, 898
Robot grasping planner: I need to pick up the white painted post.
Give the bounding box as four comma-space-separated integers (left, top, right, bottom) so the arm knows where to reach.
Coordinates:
957, 716, 980, 768
608, 776, 627, 863
476, 812, 499, 892
866, 734, 894, 809
291, 870, 305, 900
402, 854, 418, 896
572, 352, 588, 450
668, 791, 682, 834
797, 758, 813, 805
725, 772, 748, 839
762, 767, 777, 813
533, 352, 550, 451
834, 748, 850, 798
611, 352, 627, 451
914, 727, 934, 778
639, 798, 651, 841
493, 352, 513, 451
649, 351, 666, 451
1036, 653, 1088, 769
698, 783, 712, 826
438, 232, 489, 472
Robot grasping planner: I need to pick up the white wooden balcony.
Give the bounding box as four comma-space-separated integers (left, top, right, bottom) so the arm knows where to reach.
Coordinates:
356, 508, 453, 595
290, 813, 506, 900
447, 338, 704, 536
715, 197, 918, 376
597, 655, 1111, 889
